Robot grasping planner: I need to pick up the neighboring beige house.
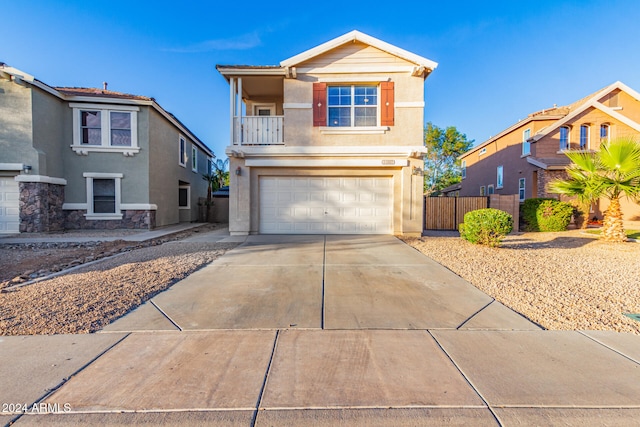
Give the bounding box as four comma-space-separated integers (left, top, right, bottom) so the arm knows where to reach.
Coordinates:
217, 30, 437, 236
0, 64, 214, 233
456, 81, 640, 222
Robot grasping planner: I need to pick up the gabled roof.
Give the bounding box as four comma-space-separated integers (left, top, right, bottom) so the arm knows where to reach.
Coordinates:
280, 30, 438, 73
461, 81, 640, 159
1, 64, 213, 157
530, 81, 640, 141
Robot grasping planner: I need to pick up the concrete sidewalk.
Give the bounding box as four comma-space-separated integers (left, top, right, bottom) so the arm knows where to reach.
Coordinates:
0, 222, 210, 244
2, 235, 640, 426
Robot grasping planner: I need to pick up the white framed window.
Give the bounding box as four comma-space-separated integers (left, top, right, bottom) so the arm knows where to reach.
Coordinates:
496, 165, 504, 189
480, 186, 486, 196
328, 85, 377, 127
600, 124, 610, 142
461, 160, 466, 179
488, 184, 495, 195
83, 172, 123, 220
191, 145, 197, 172
559, 126, 570, 150
519, 178, 526, 201
522, 128, 531, 156
178, 184, 190, 209
71, 104, 139, 156
580, 125, 590, 150
179, 136, 187, 167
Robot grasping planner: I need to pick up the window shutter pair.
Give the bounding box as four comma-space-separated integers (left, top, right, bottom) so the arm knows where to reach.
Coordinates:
312, 82, 394, 126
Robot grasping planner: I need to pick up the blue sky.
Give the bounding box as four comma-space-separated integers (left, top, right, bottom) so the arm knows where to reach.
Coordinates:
3, 1, 640, 158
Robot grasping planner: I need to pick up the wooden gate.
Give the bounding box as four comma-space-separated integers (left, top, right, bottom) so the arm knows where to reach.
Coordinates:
424, 197, 488, 230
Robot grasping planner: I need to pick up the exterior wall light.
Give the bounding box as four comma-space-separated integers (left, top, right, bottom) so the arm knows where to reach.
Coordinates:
235, 166, 241, 176
412, 166, 423, 176
23, 165, 32, 174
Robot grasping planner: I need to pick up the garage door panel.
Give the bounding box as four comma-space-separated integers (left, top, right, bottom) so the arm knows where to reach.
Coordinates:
260, 177, 392, 235
0, 177, 20, 234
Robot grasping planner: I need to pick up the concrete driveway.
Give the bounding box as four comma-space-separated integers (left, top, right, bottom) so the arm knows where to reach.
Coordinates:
3, 234, 640, 426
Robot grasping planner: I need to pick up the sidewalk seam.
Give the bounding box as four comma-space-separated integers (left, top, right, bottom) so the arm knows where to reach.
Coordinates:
578, 331, 640, 366
427, 330, 504, 427
251, 329, 280, 427
149, 300, 183, 331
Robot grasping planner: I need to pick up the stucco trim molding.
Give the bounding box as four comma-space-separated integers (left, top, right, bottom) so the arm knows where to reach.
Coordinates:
120, 203, 158, 210
320, 126, 389, 135
227, 145, 428, 159
71, 145, 141, 156
245, 159, 409, 168
15, 175, 67, 185
0, 163, 25, 171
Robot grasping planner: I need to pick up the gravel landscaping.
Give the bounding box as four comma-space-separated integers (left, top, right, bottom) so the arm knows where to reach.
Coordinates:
403, 230, 640, 334
0, 227, 237, 335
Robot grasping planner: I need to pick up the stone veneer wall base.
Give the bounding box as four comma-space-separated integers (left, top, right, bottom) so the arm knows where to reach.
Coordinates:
64, 210, 156, 230
19, 182, 65, 232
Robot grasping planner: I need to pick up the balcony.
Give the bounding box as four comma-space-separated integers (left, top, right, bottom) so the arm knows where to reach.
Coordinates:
233, 116, 284, 145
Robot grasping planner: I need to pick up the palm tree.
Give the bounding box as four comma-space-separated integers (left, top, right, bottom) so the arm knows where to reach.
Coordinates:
213, 158, 229, 189
548, 137, 640, 242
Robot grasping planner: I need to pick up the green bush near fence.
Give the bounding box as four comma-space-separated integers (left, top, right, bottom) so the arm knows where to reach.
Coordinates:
459, 208, 513, 247
521, 198, 574, 232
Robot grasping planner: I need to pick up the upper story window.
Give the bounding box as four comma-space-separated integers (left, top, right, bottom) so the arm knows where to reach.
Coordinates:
479, 148, 487, 156
461, 160, 467, 179
179, 136, 187, 167
522, 128, 531, 156
313, 81, 394, 132
328, 85, 377, 127
600, 124, 610, 142
71, 103, 139, 156
191, 145, 198, 172
559, 126, 570, 150
580, 125, 590, 150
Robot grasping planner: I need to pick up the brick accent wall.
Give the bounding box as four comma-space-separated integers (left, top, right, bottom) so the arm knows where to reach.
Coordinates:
64, 210, 156, 230
19, 182, 65, 232
537, 169, 568, 199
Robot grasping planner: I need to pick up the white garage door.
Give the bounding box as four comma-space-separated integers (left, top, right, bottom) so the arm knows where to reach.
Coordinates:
0, 177, 20, 233
260, 177, 392, 234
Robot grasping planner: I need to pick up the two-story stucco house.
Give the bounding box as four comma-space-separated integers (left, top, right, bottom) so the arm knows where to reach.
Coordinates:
217, 31, 437, 236
0, 64, 214, 234
456, 81, 640, 221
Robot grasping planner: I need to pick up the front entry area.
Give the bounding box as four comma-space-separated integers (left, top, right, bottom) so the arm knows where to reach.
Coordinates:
259, 176, 393, 234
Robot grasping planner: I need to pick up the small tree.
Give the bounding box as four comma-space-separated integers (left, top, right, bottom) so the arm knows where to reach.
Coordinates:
548, 137, 640, 242
423, 123, 474, 195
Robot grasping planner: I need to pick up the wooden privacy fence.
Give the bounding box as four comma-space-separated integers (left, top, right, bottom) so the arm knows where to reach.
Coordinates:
424, 194, 520, 231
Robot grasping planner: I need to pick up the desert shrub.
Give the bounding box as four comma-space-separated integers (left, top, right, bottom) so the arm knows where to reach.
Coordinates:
521, 198, 575, 232
459, 208, 513, 247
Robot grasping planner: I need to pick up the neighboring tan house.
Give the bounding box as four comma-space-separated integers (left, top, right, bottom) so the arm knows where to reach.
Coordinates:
217, 30, 437, 236
0, 64, 214, 234
456, 81, 640, 222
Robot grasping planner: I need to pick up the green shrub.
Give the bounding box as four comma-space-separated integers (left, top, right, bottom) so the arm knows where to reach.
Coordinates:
459, 208, 513, 247
521, 198, 574, 232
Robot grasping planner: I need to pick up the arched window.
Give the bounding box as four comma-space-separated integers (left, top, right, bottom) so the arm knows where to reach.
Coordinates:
579, 125, 590, 150
600, 124, 610, 142
559, 126, 570, 150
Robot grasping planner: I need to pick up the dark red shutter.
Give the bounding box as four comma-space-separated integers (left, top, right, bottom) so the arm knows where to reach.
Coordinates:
313, 82, 327, 126
381, 81, 394, 126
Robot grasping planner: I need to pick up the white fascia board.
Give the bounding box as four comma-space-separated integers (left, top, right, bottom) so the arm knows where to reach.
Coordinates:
280, 30, 438, 71
216, 67, 286, 78
14, 175, 67, 185
594, 103, 640, 132
245, 158, 409, 168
